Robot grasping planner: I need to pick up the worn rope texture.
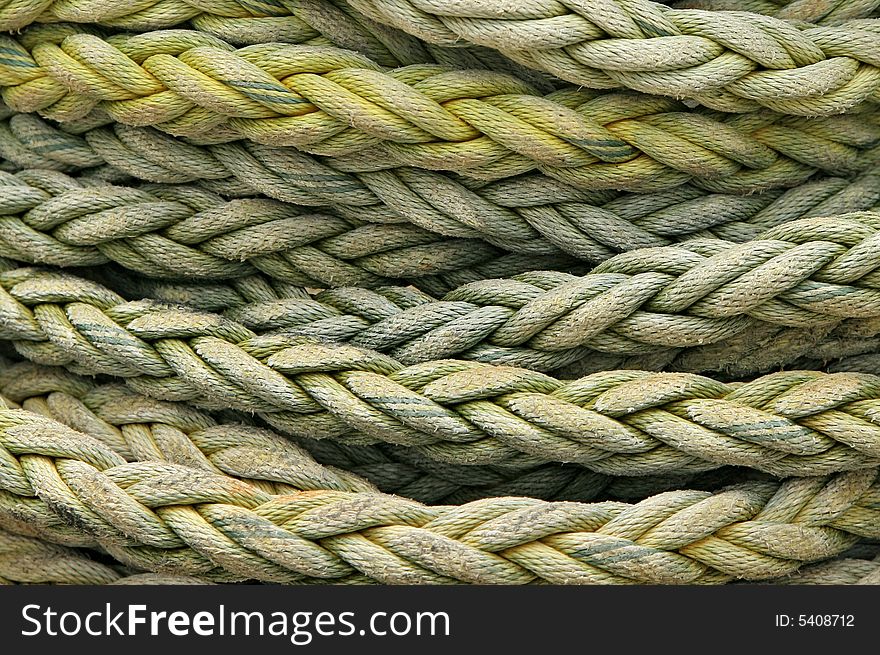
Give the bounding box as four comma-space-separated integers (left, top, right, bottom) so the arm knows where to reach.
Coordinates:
0, 528, 209, 584
10, 262, 880, 474
0, 358, 771, 504
769, 554, 880, 583
0, 157, 879, 277
0, 407, 878, 584
0, 0, 561, 89
0, 170, 589, 289
4, 115, 880, 255
674, 0, 880, 23
11, 212, 877, 375
93, 263, 880, 378
1, 28, 879, 191
345, 0, 880, 115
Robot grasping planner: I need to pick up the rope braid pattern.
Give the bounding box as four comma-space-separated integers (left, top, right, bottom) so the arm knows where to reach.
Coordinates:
0, 358, 769, 504
0, 26, 878, 190
0, 405, 878, 583
0, 169, 588, 288
13, 212, 876, 374
0, 0, 565, 96
92, 264, 880, 379
0, 528, 208, 584
673, 0, 880, 24
345, 0, 880, 115
8, 261, 880, 474
2, 116, 879, 262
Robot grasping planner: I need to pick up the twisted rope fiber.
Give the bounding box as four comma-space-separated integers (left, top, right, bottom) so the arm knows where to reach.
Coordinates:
3, 119, 880, 263
10, 261, 880, 474
0, 528, 208, 584
5, 109, 879, 229
2, 28, 879, 192
0, 404, 878, 583
9, 212, 880, 375
95, 261, 880, 379
0, 358, 774, 505
0, 0, 565, 96
345, 0, 880, 115
674, 0, 880, 23
0, 169, 588, 289
0, 146, 880, 270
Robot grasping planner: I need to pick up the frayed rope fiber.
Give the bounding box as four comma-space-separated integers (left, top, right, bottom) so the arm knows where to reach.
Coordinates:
0, 0, 878, 585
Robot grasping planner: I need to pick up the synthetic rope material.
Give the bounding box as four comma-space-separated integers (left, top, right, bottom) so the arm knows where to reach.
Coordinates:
0, 407, 877, 583
346, 0, 880, 114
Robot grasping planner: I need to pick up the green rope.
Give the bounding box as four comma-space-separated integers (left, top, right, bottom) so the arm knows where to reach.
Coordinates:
7, 258, 880, 474
0, 407, 877, 583
2, 118, 879, 262
0, 358, 767, 504
674, 0, 880, 24
346, 0, 880, 114
0, 26, 878, 189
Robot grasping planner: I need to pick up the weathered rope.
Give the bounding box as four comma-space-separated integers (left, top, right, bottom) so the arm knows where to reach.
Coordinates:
0, 407, 877, 584
0, 358, 767, 504
0, 169, 587, 288
1, 26, 878, 190
674, 0, 880, 24
6, 212, 875, 375
1, 162, 879, 273
8, 261, 880, 474
345, 0, 880, 115
0, 528, 209, 584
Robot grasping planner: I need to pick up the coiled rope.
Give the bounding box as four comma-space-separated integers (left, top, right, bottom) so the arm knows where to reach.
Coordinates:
0, 0, 878, 587
346, 0, 880, 114
1, 160, 878, 267
9, 261, 880, 474
1, 26, 878, 188
0, 403, 877, 583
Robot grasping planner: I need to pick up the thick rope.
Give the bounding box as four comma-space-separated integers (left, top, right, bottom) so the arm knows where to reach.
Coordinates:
673, 0, 880, 24
68, 263, 880, 381
4, 112, 879, 242
1, 358, 766, 504
1, 164, 879, 275
6, 213, 876, 374
1, 26, 878, 190
0, 407, 877, 583
8, 261, 880, 474
345, 0, 880, 115
0, 169, 588, 288
0, 528, 210, 584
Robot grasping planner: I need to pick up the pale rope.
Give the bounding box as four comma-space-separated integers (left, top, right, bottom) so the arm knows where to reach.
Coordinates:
2, 117, 879, 262
0, 358, 768, 504
0, 404, 878, 583
0, 528, 208, 584
674, 0, 880, 23
345, 0, 880, 114
0, 169, 585, 288
8, 257, 880, 474
6, 213, 880, 374
1, 163, 879, 274
1, 26, 879, 188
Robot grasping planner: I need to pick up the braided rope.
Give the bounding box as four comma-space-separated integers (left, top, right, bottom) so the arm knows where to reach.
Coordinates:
0, 405, 878, 583
0, 358, 776, 504
0, 26, 878, 189
0, 527, 211, 584
0, 169, 585, 288
72, 263, 880, 383
2, 118, 879, 261
345, 0, 880, 114
673, 0, 880, 24
8, 212, 876, 373
7, 260, 880, 473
